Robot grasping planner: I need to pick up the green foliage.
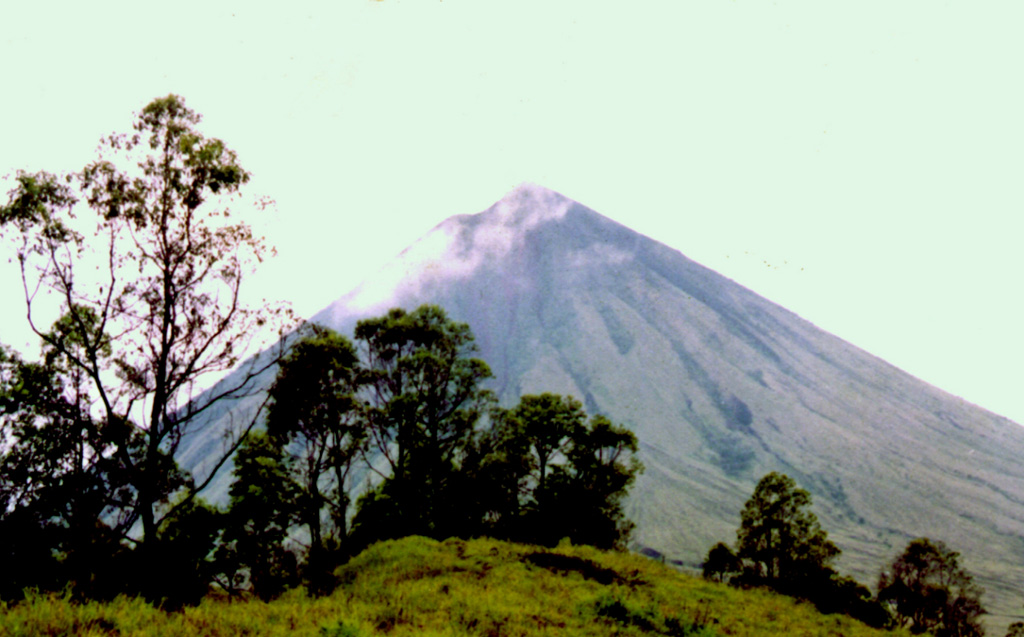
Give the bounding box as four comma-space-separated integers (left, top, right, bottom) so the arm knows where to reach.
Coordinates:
735, 471, 839, 589
1, 94, 291, 604
266, 325, 362, 591
503, 393, 586, 536
560, 413, 643, 549
143, 497, 224, 609
878, 537, 986, 636
477, 393, 643, 549
509, 393, 586, 497
702, 542, 741, 584
0, 537, 910, 636
814, 574, 892, 629
0, 343, 128, 600
351, 305, 494, 543
216, 430, 299, 600
704, 472, 888, 628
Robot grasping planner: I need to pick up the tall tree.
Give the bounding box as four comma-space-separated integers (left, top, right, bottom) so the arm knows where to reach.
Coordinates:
265, 325, 362, 591
735, 472, 839, 589
351, 305, 492, 541
0, 95, 290, 570
878, 538, 985, 636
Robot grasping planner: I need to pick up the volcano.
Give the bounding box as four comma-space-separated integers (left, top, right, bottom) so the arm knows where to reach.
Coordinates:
183, 183, 1024, 626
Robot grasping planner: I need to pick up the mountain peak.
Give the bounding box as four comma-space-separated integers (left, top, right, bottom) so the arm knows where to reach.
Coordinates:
485, 182, 574, 230
319, 184, 581, 318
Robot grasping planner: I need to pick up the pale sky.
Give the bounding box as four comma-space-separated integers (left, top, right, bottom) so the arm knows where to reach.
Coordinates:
1, 1, 1022, 425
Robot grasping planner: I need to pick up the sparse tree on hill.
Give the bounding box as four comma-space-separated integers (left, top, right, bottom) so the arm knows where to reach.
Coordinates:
878, 537, 985, 636
706, 471, 888, 627
735, 472, 839, 590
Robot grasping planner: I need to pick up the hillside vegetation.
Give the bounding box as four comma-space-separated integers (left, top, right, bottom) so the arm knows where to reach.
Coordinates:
0, 536, 908, 637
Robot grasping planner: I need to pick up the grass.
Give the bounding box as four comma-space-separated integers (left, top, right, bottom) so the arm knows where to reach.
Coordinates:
0, 536, 909, 636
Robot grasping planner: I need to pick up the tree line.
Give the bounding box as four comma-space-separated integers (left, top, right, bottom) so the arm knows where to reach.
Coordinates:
218, 309, 643, 598
704, 471, 992, 636
0, 303, 643, 605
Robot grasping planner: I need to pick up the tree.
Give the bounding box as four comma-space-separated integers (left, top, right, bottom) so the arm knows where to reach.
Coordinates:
0, 341, 129, 599
215, 430, 299, 600
480, 394, 642, 549
455, 405, 535, 539
351, 305, 492, 541
0, 94, 291, 591
144, 495, 223, 609
878, 538, 985, 636
265, 325, 363, 592
511, 393, 586, 501
707, 471, 887, 626
703, 542, 741, 583
735, 472, 839, 590
554, 414, 643, 549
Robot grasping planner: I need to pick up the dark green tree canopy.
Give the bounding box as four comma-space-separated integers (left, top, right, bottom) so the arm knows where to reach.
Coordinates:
735, 471, 839, 587
506, 393, 586, 496
265, 325, 363, 590
0, 339, 135, 601
478, 393, 643, 549
703, 542, 742, 584
268, 326, 361, 456
351, 305, 493, 541
878, 537, 985, 636
216, 430, 299, 600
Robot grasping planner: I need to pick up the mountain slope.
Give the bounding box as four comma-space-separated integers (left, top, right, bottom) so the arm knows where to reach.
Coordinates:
184, 184, 1024, 628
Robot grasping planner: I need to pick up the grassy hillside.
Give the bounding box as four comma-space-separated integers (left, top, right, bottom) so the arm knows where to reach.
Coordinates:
0, 536, 908, 637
